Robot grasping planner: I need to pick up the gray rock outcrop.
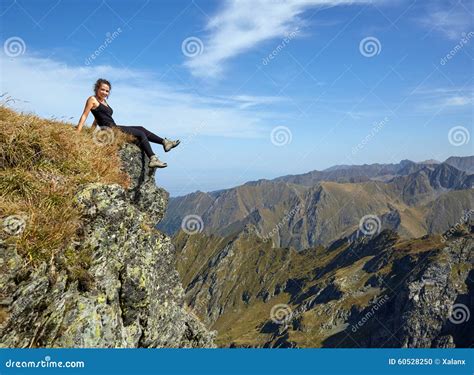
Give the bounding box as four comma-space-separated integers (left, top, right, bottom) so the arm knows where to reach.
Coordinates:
0, 144, 215, 348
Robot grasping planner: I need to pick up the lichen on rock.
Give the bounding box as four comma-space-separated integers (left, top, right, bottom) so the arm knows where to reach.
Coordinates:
0, 143, 215, 348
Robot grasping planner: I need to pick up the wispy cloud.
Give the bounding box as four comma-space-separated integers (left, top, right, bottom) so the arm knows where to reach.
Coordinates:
224, 94, 285, 109
419, 0, 474, 40
411, 85, 474, 112
185, 0, 376, 78
443, 95, 472, 106
0, 52, 288, 138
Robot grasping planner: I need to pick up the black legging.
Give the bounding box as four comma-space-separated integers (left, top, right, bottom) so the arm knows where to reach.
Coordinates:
115, 125, 164, 157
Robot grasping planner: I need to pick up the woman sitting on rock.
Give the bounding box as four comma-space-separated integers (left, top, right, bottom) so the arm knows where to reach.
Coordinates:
76, 78, 180, 168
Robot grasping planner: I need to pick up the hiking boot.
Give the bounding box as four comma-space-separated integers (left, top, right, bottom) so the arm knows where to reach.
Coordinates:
162, 138, 180, 152
149, 155, 167, 168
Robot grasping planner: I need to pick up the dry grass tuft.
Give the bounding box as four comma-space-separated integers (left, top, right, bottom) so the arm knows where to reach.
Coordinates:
0, 105, 134, 266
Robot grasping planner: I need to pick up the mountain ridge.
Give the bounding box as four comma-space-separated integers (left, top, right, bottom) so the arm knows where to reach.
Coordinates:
159, 157, 474, 250
174, 224, 473, 348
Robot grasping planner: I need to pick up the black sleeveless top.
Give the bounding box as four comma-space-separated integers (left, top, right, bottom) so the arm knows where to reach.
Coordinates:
91, 101, 116, 127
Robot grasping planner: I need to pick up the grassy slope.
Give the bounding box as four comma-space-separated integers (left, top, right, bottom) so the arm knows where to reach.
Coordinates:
174, 227, 464, 347
0, 105, 133, 266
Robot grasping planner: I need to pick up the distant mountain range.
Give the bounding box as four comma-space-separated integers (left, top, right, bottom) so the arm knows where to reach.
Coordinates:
159, 156, 474, 250
445, 156, 474, 174
166, 155, 473, 348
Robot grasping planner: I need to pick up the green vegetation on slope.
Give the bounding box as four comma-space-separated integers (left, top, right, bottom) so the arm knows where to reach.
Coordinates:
175, 225, 472, 347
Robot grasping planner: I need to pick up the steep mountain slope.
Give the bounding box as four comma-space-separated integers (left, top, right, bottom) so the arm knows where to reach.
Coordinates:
163, 180, 308, 238
0, 113, 215, 348
445, 156, 474, 174
175, 225, 473, 348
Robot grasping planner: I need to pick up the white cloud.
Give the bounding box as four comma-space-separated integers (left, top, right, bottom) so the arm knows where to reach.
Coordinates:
185, 0, 376, 78
420, 1, 474, 40
443, 96, 472, 106
224, 94, 285, 109
0, 52, 286, 139
412, 86, 473, 109
411, 91, 473, 114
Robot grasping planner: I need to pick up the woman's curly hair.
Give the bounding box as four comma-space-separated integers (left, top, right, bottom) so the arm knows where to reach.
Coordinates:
93, 78, 112, 96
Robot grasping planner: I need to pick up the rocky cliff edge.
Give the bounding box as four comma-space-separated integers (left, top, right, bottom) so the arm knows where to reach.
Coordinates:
0, 143, 216, 348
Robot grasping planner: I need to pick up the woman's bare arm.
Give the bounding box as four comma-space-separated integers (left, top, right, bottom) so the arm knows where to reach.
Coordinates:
76, 97, 96, 133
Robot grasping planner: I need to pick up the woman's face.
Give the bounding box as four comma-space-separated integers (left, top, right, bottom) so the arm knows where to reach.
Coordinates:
96, 83, 110, 100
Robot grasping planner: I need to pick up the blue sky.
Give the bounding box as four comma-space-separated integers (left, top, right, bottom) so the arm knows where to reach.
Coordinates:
1, 0, 473, 196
